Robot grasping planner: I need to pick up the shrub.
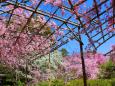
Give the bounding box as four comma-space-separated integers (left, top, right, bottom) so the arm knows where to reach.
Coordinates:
51, 79, 64, 86
37, 81, 49, 86
111, 78, 115, 86
37, 79, 115, 86
99, 60, 115, 79
66, 79, 83, 86
67, 79, 113, 86
17, 80, 25, 86
37, 79, 64, 86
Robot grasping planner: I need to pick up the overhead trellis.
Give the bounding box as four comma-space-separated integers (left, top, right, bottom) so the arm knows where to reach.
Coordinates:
0, 0, 114, 58
0, 0, 115, 86
0, 0, 115, 56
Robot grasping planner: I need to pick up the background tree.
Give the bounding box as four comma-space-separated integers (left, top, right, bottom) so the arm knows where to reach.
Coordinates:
60, 48, 69, 57
99, 60, 115, 79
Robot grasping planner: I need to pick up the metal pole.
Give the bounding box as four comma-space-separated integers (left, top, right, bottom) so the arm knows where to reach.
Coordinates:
48, 53, 51, 86
16, 69, 18, 85
78, 26, 87, 86
66, 24, 87, 86
79, 41, 87, 86
26, 58, 28, 85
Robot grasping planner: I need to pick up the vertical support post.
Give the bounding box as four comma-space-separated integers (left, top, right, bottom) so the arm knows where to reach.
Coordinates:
79, 41, 87, 86
16, 69, 18, 85
78, 26, 87, 86
26, 58, 28, 85
112, 0, 115, 29
48, 53, 51, 86
66, 24, 87, 86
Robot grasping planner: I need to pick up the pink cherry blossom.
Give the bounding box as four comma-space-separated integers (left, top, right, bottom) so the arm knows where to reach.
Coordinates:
45, 0, 54, 4
61, 8, 65, 16
0, 22, 7, 36
63, 53, 107, 79
112, 45, 115, 50
53, 0, 62, 6
0, 6, 57, 70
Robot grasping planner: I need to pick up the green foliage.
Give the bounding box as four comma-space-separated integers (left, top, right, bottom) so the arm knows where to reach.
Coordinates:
0, 64, 16, 84
0, 64, 26, 86
37, 79, 115, 86
110, 78, 115, 86
17, 80, 25, 86
66, 79, 84, 86
99, 60, 115, 79
51, 79, 65, 86
37, 81, 49, 86
37, 79, 65, 86
60, 48, 69, 57
0, 64, 15, 76
87, 79, 111, 86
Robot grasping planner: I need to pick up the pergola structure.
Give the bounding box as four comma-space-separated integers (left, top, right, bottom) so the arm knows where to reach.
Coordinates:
0, 0, 115, 86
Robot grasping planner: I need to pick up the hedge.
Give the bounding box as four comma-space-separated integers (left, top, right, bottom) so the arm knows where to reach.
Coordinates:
37, 79, 115, 86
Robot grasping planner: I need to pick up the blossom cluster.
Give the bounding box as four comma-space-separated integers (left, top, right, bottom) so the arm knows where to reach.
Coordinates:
62, 53, 107, 79
0, 4, 63, 68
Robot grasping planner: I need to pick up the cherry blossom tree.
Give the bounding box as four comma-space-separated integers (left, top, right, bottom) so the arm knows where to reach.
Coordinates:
0, 4, 61, 69
0, 1, 114, 85
62, 52, 107, 79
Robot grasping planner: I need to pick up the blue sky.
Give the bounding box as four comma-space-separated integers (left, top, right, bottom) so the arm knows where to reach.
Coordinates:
60, 36, 115, 54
